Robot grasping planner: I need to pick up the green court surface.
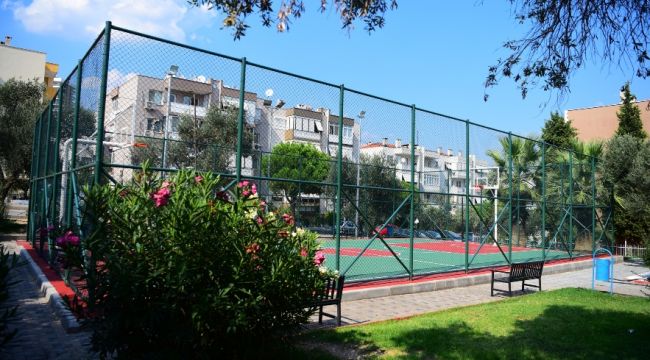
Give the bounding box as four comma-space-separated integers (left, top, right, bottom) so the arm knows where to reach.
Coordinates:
319, 237, 577, 282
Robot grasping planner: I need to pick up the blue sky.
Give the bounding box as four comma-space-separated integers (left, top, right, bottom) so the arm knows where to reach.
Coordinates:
1, 0, 649, 138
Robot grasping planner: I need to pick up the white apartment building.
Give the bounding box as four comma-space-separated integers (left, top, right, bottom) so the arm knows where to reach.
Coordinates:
360, 138, 490, 207
102, 73, 361, 218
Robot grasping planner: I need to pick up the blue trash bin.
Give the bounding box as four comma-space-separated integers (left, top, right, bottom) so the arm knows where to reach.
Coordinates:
595, 258, 611, 281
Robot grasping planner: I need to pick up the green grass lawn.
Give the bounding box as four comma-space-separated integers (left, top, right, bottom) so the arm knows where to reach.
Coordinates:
298, 288, 650, 359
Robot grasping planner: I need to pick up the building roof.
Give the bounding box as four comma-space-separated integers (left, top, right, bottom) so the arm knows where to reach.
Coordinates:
565, 99, 650, 142
361, 142, 396, 149
0, 43, 46, 55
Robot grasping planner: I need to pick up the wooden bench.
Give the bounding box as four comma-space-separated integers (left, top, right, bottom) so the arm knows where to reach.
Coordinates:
491, 261, 544, 296
313, 275, 345, 325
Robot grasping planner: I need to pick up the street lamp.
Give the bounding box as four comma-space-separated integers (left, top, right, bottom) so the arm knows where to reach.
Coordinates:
263, 89, 284, 204
162, 65, 178, 170
354, 110, 364, 238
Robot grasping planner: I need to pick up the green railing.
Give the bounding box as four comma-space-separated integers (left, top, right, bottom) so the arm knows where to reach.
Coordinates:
28, 22, 614, 293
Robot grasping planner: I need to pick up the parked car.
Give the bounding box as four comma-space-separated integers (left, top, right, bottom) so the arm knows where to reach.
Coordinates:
340, 221, 357, 236
373, 224, 397, 237
423, 230, 442, 239
443, 230, 463, 241
392, 228, 411, 238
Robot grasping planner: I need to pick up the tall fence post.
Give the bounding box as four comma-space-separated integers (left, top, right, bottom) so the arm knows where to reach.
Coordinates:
464, 121, 470, 272
235, 57, 247, 184
568, 152, 574, 258
28, 116, 41, 245
508, 132, 513, 262
334, 85, 344, 271
541, 142, 547, 259
41, 104, 53, 255
94, 21, 112, 185
591, 156, 596, 254
409, 105, 416, 279
49, 89, 63, 264
66, 61, 82, 227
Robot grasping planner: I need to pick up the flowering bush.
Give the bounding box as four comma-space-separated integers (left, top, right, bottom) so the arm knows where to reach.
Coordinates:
55, 230, 82, 270
82, 168, 325, 358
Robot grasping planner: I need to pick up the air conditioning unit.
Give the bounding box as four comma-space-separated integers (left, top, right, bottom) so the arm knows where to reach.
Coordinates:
145, 101, 156, 109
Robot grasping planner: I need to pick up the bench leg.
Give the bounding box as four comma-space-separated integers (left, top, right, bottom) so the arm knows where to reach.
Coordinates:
491, 272, 494, 297
318, 305, 324, 324
539, 278, 542, 292
522, 280, 525, 292
336, 303, 341, 326
508, 282, 511, 296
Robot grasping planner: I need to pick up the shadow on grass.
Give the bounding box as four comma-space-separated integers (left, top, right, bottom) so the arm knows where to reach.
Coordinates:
310, 304, 650, 359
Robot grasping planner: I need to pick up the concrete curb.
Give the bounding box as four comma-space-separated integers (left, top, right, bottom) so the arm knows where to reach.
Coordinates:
0, 233, 26, 241
16, 244, 82, 332
342, 256, 624, 301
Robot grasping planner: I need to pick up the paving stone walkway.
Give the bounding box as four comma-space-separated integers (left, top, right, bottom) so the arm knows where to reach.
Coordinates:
311, 259, 650, 327
2, 239, 648, 358
0, 241, 91, 360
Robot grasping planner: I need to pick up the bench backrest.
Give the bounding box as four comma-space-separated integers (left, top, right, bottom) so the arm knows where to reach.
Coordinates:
509, 261, 544, 280
315, 275, 345, 302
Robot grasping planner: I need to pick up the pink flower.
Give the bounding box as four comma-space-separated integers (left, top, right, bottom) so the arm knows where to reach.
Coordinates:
151, 187, 171, 207
242, 190, 250, 197
282, 213, 295, 226
237, 180, 250, 188
216, 191, 229, 202
300, 248, 308, 257
56, 231, 80, 247
314, 251, 326, 266
195, 175, 203, 183
64, 231, 80, 246
161, 180, 172, 189
251, 183, 257, 195
246, 243, 260, 254
256, 216, 264, 225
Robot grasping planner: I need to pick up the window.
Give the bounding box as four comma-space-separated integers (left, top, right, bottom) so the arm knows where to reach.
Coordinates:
169, 116, 179, 133
146, 118, 163, 133
424, 157, 437, 168
169, 93, 176, 103
455, 180, 462, 188
183, 96, 191, 105
314, 120, 323, 132
423, 174, 439, 186
148, 90, 163, 105
343, 125, 353, 138
329, 124, 338, 135
111, 97, 118, 111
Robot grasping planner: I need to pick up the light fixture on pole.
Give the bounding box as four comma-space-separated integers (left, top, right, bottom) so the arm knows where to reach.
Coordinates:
354, 110, 365, 238
162, 64, 178, 170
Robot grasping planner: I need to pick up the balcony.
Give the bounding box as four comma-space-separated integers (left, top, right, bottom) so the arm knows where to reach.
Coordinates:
285, 129, 321, 142
170, 102, 207, 117
328, 134, 354, 146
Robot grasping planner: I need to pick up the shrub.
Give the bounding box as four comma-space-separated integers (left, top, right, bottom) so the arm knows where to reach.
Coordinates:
80, 169, 327, 358
0, 243, 19, 349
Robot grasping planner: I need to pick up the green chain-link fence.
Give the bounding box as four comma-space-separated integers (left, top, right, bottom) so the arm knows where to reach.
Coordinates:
28, 22, 614, 289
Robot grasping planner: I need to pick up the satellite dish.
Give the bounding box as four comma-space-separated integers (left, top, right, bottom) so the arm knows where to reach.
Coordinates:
265, 88, 274, 97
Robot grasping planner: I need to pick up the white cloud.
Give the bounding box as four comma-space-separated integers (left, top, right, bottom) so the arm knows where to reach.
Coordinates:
13, 0, 190, 42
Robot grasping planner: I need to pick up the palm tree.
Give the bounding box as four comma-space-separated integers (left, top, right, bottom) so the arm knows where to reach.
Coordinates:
486, 136, 541, 245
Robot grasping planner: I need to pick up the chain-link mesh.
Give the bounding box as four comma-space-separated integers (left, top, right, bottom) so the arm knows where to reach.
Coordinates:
28, 24, 613, 284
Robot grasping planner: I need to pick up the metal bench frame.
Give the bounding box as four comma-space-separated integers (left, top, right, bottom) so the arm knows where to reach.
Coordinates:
491, 261, 544, 296
313, 275, 345, 325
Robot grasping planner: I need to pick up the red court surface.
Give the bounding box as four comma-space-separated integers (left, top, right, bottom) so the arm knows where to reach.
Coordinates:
321, 247, 398, 257
393, 241, 531, 254
16, 240, 76, 300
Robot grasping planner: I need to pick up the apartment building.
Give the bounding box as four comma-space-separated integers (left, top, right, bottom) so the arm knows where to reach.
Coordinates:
0, 35, 60, 99
565, 99, 650, 142
360, 139, 489, 207
103, 73, 361, 216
